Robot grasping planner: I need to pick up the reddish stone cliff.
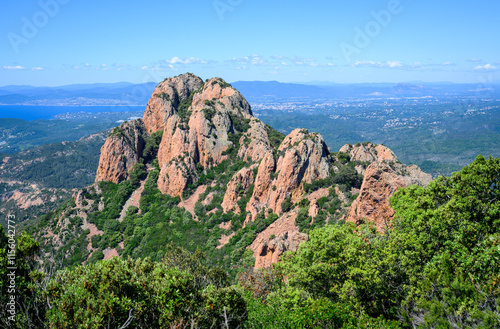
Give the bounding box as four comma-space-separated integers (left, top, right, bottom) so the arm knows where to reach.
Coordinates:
95, 120, 147, 184
343, 143, 432, 230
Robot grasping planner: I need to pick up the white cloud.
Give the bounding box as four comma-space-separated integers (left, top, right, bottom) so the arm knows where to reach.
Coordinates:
229, 55, 270, 66
352, 61, 379, 67
351, 60, 456, 71
165, 57, 205, 65
110, 63, 131, 71
229, 55, 329, 68
352, 61, 403, 68
3, 65, 25, 70
31, 67, 44, 71
474, 63, 497, 71
289, 56, 316, 64
387, 61, 403, 68
97, 64, 110, 71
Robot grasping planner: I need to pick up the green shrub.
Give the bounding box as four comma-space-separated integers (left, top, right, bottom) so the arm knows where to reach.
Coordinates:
280, 196, 293, 213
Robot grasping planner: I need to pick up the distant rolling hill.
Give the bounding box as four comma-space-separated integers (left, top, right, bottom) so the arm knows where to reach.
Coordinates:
232, 81, 500, 100
1, 81, 499, 109
0, 82, 157, 106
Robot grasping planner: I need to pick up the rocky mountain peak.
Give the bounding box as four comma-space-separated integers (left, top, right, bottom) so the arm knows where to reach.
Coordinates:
91, 73, 434, 270
246, 128, 331, 216
346, 151, 432, 231
339, 142, 397, 163
95, 119, 147, 184
143, 73, 204, 134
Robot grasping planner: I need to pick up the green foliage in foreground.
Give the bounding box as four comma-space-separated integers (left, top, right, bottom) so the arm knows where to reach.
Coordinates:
46, 256, 246, 328
277, 155, 500, 328
1, 235, 247, 329
4, 155, 500, 328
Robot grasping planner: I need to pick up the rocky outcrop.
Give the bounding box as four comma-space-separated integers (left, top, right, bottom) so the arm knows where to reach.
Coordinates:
246, 152, 276, 218
340, 142, 432, 231
95, 120, 147, 184
307, 188, 330, 218
247, 129, 331, 215
222, 167, 255, 214
237, 120, 273, 162
347, 160, 432, 230
143, 73, 204, 134
340, 142, 397, 163
90, 73, 436, 270
252, 229, 308, 269
150, 75, 263, 197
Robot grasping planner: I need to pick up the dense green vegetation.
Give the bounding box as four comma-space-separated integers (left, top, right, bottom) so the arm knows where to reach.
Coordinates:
0, 132, 107, 189
2, 156, 500, 327
0, 182, 71, 227
275, 155, 500, 328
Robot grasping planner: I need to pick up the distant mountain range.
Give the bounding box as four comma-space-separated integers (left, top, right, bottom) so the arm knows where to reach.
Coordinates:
0, 80, 498, 107
0, 82, 158, 106
231, 81, 500, 100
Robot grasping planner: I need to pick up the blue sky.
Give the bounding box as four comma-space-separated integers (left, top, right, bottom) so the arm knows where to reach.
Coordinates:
0, 0, 499, 86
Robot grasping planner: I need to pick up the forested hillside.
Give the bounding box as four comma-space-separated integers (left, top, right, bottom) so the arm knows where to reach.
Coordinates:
2, 155, 499, 328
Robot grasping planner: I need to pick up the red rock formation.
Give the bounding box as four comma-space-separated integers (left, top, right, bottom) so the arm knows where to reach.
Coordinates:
237, 120, 273, 162
339, 142, 397, 163
251, 210, 309, 269
346, 160, 432, 230
143, 73, 204, 134
95, 120, 147, 183
222, 167, 255, 214
246, 152, 276, 218
153, 76, 265, 197
248, 129, 331, 215
91, 73, 436, 270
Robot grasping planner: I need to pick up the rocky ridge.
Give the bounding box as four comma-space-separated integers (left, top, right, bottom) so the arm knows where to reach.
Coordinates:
95, 120, 147, 184
78, 74, 433, 268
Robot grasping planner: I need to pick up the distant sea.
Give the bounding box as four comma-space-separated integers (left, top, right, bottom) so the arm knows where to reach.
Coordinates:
0, 105, 146, 121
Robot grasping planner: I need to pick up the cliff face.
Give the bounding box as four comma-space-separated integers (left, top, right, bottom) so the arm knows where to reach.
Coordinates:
344, 144, 432, 230
340, 142, 397, 163
143, 73, 204, 134
92, 73, 434, 269
222, 166, 255, 214
146, 76, 259, 197
247, 129, 331, 216
95, 120, 147, 184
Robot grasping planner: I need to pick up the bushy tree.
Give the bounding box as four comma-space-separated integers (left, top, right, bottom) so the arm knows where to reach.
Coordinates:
390, 155, 500, 327
46, 255, 247, 328
273, 155, 500, 327
0, 227, 46, 329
